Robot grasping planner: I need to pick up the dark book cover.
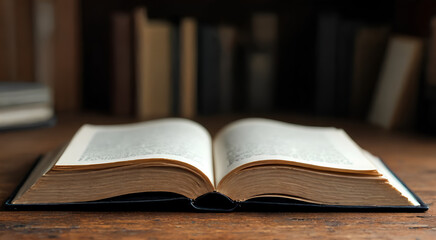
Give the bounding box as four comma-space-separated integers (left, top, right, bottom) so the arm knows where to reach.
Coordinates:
110, 12, 133, 116
246, 13, 278, 112
349, 25, 389, 119
315, 12, 339, 116
275, 6, 318, 113
335, 20, 360, 117
81, 0, 117, 112
231, 29, 248, 112
197, 23, 221, 115
218, 25, 236, 113
246, 51, 275, 112
170, 19, 180, 116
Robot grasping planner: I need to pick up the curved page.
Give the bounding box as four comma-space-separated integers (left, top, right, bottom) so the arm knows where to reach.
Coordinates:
214, 118, 377, 184
55, 118, 214, 185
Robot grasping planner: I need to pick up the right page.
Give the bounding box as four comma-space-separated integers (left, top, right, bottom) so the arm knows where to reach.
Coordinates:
213, 118, 378, 184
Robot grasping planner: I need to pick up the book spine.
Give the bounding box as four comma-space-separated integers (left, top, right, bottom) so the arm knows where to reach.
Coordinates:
197, 23, 220, 115
315, 12, 339, 116
15, 0, 34, 82
34, 0, 81, 112
247, 52, 274, 111
134, 7, 149, 119
420, 16, 436, 133
33, 0, 55, 90
171, 21, 180, 116
179, 17, 197, 118
349, 26, 389, 119
135, 7, 173, 119
218, 25, 236, 113
53, 0, 81, 112
0, 0, 14, 81
111, 12, 133, 116
81, 0, 112, 112
368, 36, 424, 129
146, 21, 172, 117
0, 0, 34, 82
247, 13, 278, 112
335, 20, 358, 117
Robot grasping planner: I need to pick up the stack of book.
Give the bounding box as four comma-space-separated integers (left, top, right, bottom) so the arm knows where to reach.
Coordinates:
0, 82, 55, 131
85, 6, 279, 119
3, 0, 435, 133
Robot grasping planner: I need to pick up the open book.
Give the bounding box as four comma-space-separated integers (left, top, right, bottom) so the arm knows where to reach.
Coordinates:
8, 118, 427, 211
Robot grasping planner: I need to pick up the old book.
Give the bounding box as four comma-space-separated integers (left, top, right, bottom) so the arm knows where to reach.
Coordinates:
428, 17, 436, 87
421, 17, 436, 133
197, 23, 220, 115
315, 12, 339, 115
33, 0, 54, 88
368, 36, 424, 129
247, 52, 275, 111
350, 25, 389, 119
335, 20, 360, 117
111, 12, 133, 116
81, 0, 113, 112
170, 21, 181, 116
52, 0, 81, 112
275, 7, 317, 113
0, 0, 8, 81
247, 13, 278, 112
218, 25, 236, 113
7, 118, 426, 211
34, 0, 81, 112
0, 0, 34, 82
134, 7, 173, 119
179, 17, 197, 118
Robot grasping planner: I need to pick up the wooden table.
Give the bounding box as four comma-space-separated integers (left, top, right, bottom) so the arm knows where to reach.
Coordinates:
1, 113, 435, 239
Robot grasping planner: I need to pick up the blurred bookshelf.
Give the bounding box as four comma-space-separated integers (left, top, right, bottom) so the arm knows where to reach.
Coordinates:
1, 0, 436, 133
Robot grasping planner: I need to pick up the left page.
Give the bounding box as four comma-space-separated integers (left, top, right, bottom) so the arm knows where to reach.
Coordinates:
55, 118, 214, 184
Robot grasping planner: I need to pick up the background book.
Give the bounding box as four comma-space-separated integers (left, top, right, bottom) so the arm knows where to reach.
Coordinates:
368, 36, 424, 129
197, 23, 220, 115
170, 20, 181, 116
81, 0, 115, 113
0, 0, 34, 82
275, 5, 317, 113
418, 16, 436, 134
33, 0, 54, 93
218, 25, 236, 113
2, 0, 436, 134
349, 25, 390, 119
134, 7, 173, 119
33, 0, 81, 112
335, 19, 360, 117
179, 17, 197, 118
111, 12, 134, 116
246, 13, 278, 112
52, 0, 81, 112
315, 12, 339, 116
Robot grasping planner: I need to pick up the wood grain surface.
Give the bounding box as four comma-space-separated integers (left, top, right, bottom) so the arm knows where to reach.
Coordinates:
0, 113, 435, 239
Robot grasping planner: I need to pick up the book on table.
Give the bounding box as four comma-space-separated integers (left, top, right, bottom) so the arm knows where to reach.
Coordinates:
6, 118, 427, 211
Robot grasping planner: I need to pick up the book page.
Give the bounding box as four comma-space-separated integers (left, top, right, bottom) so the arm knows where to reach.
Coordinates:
56, 119, 214, 184
363, 151, 419, 206
214, 118, 377, 183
